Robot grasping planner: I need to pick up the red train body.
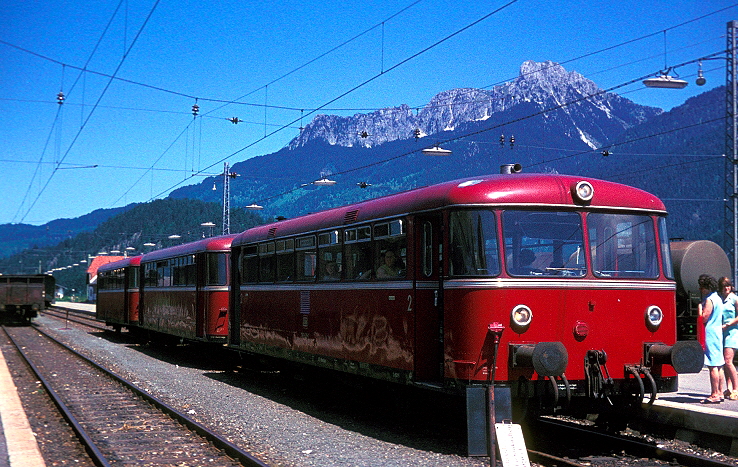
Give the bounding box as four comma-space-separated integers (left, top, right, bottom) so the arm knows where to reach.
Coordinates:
228, 173, 702, 413
137, 235, 235, 342
97, 256, 142, 331
94, 172, 703, 430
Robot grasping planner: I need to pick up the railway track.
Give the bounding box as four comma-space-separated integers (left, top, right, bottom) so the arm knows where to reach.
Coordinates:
32, 310, 738, 466
1, 324, 270, 467
527, 417, 738, 467
41, 306, 106, 331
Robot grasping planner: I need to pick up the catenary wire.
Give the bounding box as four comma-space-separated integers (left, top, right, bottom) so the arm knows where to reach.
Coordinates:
18, 0, 162, 224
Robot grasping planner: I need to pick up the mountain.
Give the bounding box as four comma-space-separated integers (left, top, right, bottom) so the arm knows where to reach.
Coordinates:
172, 60, 674, 220
0, 198, 263, 295
1, 60, 725, 273
288, 60, 661, 151
0, 205, 136, 259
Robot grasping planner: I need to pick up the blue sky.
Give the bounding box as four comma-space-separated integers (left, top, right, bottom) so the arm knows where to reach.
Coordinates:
1, 0, 735, 225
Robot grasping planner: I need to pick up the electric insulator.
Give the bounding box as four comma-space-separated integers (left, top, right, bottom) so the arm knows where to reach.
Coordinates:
57, 92, 65, 105
602, 150, 610, 157
510, 135, 515, 148
413, 128, 421, 139
359, 131, 370, 138
500, 134, 505, 147
228, 117, 242, 124
192, 103, 200, 117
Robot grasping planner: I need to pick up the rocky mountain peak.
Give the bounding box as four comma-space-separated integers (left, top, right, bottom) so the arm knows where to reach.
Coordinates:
287, 60, 661, 151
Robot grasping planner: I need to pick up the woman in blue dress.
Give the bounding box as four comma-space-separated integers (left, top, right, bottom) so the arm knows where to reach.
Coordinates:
719, 276, 738, 400
698, 274, 725, 403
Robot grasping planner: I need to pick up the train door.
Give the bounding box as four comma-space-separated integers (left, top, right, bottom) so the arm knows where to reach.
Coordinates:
412, 213, 444, 383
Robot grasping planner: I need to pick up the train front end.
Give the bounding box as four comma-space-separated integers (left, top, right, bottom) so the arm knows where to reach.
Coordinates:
441, 174, 703, 419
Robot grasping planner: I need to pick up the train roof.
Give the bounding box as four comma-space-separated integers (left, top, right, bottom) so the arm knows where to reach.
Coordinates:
140, 235, 236, 264
97, 255, 142, 273
0, 273, 53, 279
233, 173, 666, 246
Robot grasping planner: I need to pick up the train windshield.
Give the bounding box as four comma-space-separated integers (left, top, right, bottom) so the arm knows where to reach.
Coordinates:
502, 210, 586, 277
588, 213, 658, 278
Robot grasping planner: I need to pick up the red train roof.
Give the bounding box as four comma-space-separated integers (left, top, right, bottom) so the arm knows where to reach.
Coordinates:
141, 235, 236, 263
97, 255, 142, 273
233, 173, 666, 246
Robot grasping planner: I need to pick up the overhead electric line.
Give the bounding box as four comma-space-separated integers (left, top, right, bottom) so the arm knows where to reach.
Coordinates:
241, 55, 727, 208
143, 0, 522, 202
12, 0, 129, 224
18, 0, 162, 224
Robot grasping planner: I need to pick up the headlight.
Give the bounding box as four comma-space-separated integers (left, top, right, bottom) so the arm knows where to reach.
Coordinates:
646, 305, 663, 328
511, 304, 533, 327
572, 180, 594, 203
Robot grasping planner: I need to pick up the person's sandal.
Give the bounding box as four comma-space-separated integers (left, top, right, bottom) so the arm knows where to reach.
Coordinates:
729, 391, 738, 401
700, 397, 722, 404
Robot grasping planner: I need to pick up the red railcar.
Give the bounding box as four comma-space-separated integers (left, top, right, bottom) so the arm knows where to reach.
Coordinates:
97, 256, 142, 331
229, 173, 702, 419
139, 235, 235, 342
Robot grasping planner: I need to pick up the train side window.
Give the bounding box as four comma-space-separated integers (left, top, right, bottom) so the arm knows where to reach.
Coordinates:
258, 242, 276, 283
375, 220, 406, 280
240, 246, 259, 283
172, 257, 184, 286
144, 263, 157, 287
185, 255, 196, 286
296, 236, 317, 281
345, 226, 373, 280
319, 230, 342, 281
276, 239, 295, 282
157, 260, 171, 287
449, 210, 500, 277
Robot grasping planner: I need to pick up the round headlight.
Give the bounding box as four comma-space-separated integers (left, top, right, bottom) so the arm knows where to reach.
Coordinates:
511, 304, 533, 327
646, 305, 663, 327
572, 181, 594, 203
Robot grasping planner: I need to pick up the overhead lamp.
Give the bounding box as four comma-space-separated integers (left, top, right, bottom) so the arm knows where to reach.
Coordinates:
143, 242, 156, 247
314, 178, 336, 186
168, 235, 181, 240
246, 203, 264, 210
642, 74, 688, 89
696, 61, 706, 86
201, 222, 216, 227
126, 247, 135, 251
422, 145, 452, 156
110, 250, 121, 254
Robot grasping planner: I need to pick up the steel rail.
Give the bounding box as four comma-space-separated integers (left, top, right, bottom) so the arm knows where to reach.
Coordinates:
1, 325, 112, 467
535, 417, 737, 467
30, 323, 271, 467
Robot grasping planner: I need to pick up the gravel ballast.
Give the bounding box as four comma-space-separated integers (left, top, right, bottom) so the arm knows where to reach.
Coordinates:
34, 315, 492, 467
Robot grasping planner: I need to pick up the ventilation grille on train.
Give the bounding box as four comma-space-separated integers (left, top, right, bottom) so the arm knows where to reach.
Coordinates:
344, 210, 359, 224
268, 227, 278, 238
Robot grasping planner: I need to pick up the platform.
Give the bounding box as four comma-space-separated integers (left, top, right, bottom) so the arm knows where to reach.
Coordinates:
0, 345, 46, 467
639, 368, 738, 456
